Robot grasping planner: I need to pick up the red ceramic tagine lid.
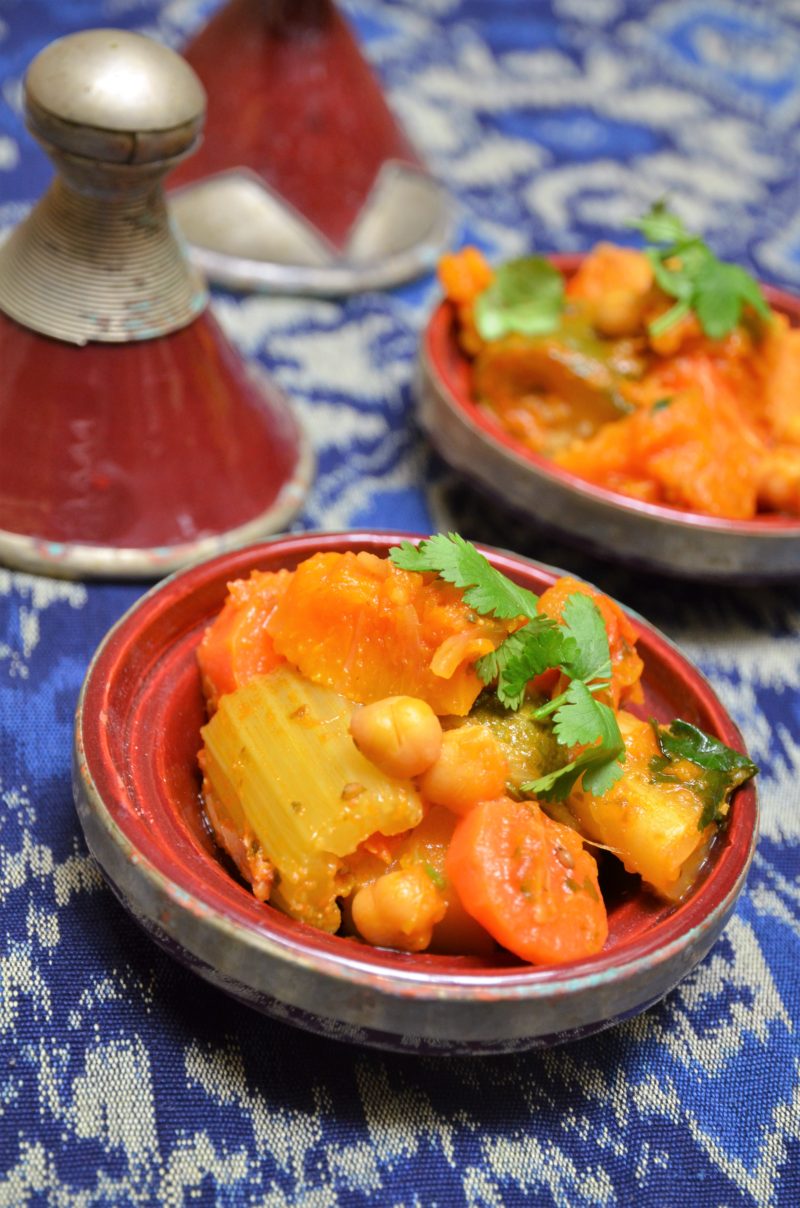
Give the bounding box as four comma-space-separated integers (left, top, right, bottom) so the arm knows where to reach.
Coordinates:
168, 0, 452, 293
0, 29, 313, 579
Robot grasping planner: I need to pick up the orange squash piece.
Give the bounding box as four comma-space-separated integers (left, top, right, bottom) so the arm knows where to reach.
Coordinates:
555, 380, 761, 520
265, 550, 511, 716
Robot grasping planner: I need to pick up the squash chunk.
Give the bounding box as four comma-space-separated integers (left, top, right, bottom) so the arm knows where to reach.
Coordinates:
567, 710, 713, 897
266, 550, 511, 715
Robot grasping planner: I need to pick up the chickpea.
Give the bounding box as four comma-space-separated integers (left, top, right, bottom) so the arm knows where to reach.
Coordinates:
590, 289, 647, 338
420, 724, 508, 815
351, 867, 446, 952
350, 696, 442, 779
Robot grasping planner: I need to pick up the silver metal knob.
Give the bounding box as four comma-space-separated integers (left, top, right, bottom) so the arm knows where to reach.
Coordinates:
0, 29, 208, 345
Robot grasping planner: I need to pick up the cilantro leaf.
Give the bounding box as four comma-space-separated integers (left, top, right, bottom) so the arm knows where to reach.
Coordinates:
631, 202, 771, 340
581, 744, 626, 797
650, 719, 758, 829
523, 685, 625, 800
648, 298, 691, 337
392, 536, 576, 710
647, 250, 697, 302
524, 759, 584, 800
390, 534, 539, 620
655, 719, 757, 777
728, 264, 772, 321
389, 534, 628, 797
552, 680, 607, 747
558, 593, 611, 688
523, 697, 625, 801
478, 619, 569, 710
693, 261, 771, 339
694, 284, 741, 341
631, 200, 690, 245
474, 256, 565, 341
530, 592, 612, 728
474, 628, 530, 692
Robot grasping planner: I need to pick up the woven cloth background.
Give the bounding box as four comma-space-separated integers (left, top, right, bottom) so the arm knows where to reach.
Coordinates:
1, 1, 799, 1203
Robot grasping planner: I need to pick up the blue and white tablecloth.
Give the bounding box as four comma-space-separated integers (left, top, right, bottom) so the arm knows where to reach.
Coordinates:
1, 2, 799, 1203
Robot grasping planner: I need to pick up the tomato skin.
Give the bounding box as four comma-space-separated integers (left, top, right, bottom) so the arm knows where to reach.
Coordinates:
446, 797, 608, 965
197, 569, 291, 709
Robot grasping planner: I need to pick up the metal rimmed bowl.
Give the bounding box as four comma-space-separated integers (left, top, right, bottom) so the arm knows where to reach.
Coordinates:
417, 257, 800, 581
72, 531, 758, 1055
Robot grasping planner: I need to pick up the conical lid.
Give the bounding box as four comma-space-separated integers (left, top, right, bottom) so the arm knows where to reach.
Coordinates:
0, 29, 313, 578
168, 0, 451, 293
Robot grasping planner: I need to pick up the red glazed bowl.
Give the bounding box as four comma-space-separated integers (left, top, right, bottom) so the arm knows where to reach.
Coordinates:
417, 257, 800, 581
72, 531, 758, 1054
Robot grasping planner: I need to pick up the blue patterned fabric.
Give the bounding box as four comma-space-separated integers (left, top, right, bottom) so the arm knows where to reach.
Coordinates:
2, 1, 800, 1203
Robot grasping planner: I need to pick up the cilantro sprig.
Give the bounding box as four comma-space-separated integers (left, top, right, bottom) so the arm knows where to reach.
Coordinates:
390, 534, 625, 799
631, 201, 771, 340
467, 205, 769, 347
390, 532, 540, 624
649, 719, 758, 829
474, 256, 565, 341
522, 686, 625, 800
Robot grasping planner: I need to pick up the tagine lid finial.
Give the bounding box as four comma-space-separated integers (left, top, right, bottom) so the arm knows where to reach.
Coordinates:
0, 28, 208, 345
25, 28, 206, 162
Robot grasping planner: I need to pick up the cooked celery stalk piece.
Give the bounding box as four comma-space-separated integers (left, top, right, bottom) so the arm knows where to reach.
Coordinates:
200, 665, 424, 931
566, 710, 712, 898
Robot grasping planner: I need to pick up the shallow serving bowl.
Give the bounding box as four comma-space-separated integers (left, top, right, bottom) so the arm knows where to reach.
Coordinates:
417, 255, 800, 581
73, 531, 758, 1055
